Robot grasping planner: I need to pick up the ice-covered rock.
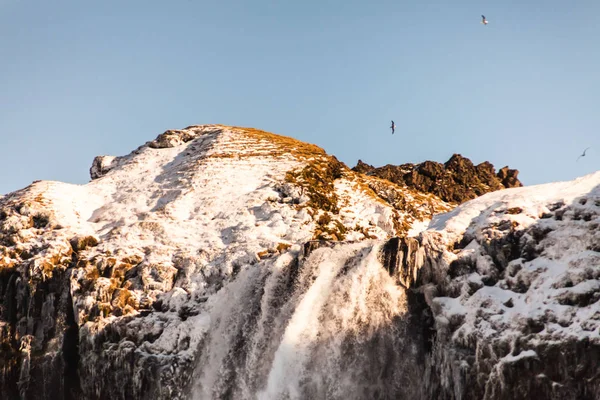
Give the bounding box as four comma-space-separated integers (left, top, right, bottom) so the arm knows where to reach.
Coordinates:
415, 171, 600, 399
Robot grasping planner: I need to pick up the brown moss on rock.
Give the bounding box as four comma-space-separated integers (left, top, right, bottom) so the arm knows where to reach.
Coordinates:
70, 235, 99, 252
86, 268, 100, 281
112, 288, 138, 312
121, 255, 143, 266
317, 214, 332, 226
285, 157, 343, 214
507, 207, 523, 215
276, 243, 291, 252
257, 250, 271, 259
314, 213, 347, 241
258, 243, 293, 259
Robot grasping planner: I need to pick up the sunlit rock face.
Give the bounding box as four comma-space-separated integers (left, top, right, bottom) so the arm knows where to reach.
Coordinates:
0, 124, 598, 400
353, 154, 523, 204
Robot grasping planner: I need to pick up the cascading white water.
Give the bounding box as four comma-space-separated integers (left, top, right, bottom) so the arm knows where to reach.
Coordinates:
192, 242, 426, 400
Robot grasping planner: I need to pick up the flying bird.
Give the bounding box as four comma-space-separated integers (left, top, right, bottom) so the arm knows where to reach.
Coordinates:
390, 120, 396, 135
481, 15, 488, 25
576, 147, 590, 161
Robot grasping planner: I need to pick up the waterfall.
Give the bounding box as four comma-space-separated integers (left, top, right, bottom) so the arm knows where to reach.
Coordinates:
192, 241, 427, 400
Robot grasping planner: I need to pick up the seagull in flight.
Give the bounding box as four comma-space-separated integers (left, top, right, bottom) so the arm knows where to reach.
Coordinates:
576, 147, 590, 161
390, 120, 396, 135
481, 15, 488, 25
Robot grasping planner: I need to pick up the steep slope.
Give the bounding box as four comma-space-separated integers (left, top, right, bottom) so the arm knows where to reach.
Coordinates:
0, 125, 449, 399
354, 154, 522, 204
411, 171, 600, 399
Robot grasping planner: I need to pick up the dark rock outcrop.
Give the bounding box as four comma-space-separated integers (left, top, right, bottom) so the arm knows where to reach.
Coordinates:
148, 126, 222, 149
90, 156, 117, 180
379, 237, 424, 289
301, 240, 340, 258
0, 251, 77, 400
353, 154, 522, 204
497, 166, 522, 188
352, 160, 375, 175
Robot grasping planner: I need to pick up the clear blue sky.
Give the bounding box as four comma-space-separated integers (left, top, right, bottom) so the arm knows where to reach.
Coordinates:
1, 0, 598, 195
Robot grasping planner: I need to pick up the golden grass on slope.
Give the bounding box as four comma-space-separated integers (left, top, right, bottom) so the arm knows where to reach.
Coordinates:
225, 126, 451, 239
285, 160, 343, 214
230, 126, 345, 217
235, 126, 354, 239
234, 127, 327, 160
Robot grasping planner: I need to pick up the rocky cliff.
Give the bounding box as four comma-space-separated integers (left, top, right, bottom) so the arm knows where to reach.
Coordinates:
353, 154, 522, 204
0, 125, 597, 400
386, 173, 600, 399
0, 125, 448, 399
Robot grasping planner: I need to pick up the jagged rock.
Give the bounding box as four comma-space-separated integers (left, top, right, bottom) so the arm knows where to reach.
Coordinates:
90, 156, 117, 180
148, 126, 223, 149
353, 159, 375, 174
69, 235, 99, 252
301, 240, 340, 258
379, 237, 425, 288
353, 153, 523, 204
497, 166, 522, 188
148, 129, 198, 149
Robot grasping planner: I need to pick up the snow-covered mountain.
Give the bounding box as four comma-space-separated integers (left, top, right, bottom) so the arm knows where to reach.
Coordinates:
0, 125, 598, 400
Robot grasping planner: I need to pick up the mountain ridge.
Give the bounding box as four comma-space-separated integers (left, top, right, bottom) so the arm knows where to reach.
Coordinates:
0, 124, 597, 399
353, 153, 522, 204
